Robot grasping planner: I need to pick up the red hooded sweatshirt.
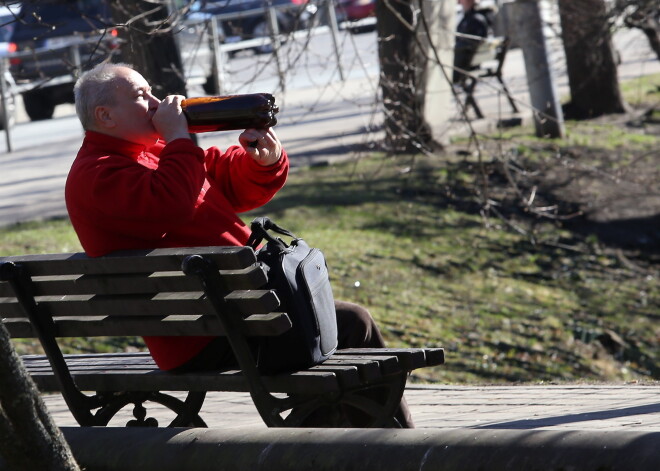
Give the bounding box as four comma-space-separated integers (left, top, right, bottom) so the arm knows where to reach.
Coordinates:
65, 131, 289, 370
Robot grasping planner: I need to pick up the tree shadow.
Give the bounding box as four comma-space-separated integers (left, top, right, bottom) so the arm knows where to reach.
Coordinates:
259, 154, 660, 262
476, 403, 660, 430
565, 214, 660, 254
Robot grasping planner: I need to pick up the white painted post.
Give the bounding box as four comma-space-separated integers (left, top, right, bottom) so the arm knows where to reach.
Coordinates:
0, 59, 12, 153
209, 16, 228, 95
325, 0, 345, 81
509, 0, 565, 138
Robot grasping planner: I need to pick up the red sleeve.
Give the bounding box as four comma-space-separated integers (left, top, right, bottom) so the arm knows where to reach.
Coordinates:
204, 145, 289, 212
145, 139, 167, 156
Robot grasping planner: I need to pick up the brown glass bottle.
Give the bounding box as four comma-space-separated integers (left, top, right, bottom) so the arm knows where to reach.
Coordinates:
181, 93, 279, 133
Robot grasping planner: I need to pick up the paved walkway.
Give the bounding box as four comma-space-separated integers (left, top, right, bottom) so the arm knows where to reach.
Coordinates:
42, 383, 660, 431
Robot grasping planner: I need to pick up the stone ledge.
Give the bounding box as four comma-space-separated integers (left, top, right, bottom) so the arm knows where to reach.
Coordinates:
2, 426, 657, 471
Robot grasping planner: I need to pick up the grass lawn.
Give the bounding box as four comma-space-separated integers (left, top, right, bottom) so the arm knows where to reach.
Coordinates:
2, 75, 658, 385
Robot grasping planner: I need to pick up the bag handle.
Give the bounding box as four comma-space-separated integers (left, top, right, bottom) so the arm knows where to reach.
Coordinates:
247, 217, 298, 250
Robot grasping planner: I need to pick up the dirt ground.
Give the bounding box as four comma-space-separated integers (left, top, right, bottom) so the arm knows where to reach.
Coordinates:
555, 117, 656, 251
481, 106, 659, 263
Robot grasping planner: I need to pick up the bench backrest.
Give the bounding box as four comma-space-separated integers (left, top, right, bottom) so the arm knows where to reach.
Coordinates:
0, 246, 290, 340
469, 36, 506, 69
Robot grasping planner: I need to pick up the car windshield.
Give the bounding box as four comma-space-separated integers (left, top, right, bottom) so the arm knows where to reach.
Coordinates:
0, 21, 13, 43
0, 4, 18, 43
10, 0, 111, 42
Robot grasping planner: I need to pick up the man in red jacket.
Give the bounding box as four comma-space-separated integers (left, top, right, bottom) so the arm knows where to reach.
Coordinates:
65, 62, 413, 427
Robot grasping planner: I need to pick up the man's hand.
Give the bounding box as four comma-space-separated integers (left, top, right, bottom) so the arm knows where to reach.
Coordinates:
239, 128, 282, 166
152, 95, 191, 143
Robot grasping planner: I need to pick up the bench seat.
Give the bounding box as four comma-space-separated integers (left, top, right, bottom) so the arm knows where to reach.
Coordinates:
21, 348, 444, 395
1, 247, 444, 428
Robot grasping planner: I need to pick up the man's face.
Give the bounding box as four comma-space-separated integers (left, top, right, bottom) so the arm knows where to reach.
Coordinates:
100, 67, 161, 146
458, 0, 474, 12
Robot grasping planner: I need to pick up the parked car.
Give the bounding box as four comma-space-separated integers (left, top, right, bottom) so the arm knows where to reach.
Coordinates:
334, 0, 376, 33
335, 0, 375, 23
7, 0, 213, 122
8, 0, 120, 121
0, 4, 18, 56
194, 0, 314, 54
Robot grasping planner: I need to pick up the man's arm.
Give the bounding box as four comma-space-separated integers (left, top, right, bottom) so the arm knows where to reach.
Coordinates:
205, 129, 289, 213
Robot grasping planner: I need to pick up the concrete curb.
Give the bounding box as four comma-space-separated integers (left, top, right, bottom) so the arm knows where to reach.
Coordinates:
2, 426, 657, 471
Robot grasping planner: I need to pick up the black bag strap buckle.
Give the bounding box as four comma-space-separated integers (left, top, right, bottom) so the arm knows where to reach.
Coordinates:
247, 217, 298, 250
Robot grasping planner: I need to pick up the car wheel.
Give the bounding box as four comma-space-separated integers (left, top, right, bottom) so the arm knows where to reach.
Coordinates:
23, 90, 55, 121
348, 23, 376, 34
0, 84, 16, 130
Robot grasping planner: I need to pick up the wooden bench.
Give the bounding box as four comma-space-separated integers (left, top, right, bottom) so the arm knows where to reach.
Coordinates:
0, 246, 444, 428
460, 36, 519, 119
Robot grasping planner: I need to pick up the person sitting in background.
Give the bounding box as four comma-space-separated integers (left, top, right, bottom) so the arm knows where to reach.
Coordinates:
65, 62, 414, 428
453, 0, 490, 86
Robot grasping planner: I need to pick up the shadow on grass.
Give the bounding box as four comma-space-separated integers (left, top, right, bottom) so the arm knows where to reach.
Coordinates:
262, 154, 659, 264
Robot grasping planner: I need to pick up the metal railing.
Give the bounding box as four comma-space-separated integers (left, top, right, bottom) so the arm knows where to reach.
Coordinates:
200, 0, 346, 94
1, 0, 355, 152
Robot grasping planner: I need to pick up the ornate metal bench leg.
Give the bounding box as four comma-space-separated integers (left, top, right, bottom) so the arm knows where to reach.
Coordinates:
335, 373, 408, 428
282, 373, 408, 428
281, 396, 332, 427
92, 391, 207, 427
169, 392, 207, 427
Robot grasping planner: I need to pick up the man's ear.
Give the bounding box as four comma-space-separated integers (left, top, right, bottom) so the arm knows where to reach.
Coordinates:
94, 105, 115, 129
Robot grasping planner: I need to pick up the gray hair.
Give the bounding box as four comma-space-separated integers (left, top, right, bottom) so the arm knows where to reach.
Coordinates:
74, 62, 134, 130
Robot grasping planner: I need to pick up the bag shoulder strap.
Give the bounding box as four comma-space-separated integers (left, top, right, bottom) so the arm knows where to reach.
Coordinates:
247, 217, 298, 250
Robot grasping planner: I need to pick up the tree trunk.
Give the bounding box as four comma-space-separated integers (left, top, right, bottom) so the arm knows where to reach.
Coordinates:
110, 0, 188, 100
377, 0, 439, 154
558, 0, 627, 119
626, 11, 660, 62
0, 323, 80, 470
640, 19, 660, 62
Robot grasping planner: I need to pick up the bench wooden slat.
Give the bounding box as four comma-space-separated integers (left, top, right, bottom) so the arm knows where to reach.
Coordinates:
2, 312, 292, 338
322, 358, 383, 382
24, 361, 343, 395
335, 348, 445, 370
22, 353, 148, 366
308, 364, 361, 389
350, 349, 425, 370
1, 290, 280, 319
421, 348, 445, 366
0, 266, 267, 298
0, 246, 256, 276
22, 353, 376, 394
57, 358, 355, 393
21, 352, 152, 364
330, 354, 402, 376
2, 295, 214, 317
0, 297, 179, 319
26, 365, 157, 373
